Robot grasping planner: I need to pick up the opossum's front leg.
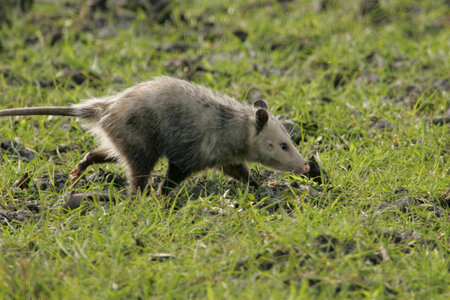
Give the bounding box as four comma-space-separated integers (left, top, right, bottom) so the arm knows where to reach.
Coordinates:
158, 162, 190, 196
70, 150, 117, 182
127, 155, 159, 192
221, 163, 258, 188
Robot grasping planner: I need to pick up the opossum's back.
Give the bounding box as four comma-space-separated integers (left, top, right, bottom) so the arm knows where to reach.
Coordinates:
109, 77, 244, 128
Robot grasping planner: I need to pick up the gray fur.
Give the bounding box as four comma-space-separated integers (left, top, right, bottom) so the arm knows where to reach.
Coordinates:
0, 76, 309, 194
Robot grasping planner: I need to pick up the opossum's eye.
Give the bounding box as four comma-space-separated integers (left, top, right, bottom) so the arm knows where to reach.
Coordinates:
280, 143, 288, 151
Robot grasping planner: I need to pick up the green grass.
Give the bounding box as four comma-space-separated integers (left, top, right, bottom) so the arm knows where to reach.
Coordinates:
0, 0, 449, 298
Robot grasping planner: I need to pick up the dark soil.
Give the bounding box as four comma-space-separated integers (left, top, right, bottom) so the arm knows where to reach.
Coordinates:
1, 140, 36, 161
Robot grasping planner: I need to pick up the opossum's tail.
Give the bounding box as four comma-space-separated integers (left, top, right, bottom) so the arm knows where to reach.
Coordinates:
0, 107, 78, 117
0, 97, 111, 120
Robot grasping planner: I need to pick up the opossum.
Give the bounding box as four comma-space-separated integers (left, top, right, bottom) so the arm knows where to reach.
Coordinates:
0, 76, 310, 195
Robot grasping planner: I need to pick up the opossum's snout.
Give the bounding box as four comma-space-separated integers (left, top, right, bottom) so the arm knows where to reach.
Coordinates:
304, 164, 310, 173
283, 151, 309, 175
294, 159, 310, 175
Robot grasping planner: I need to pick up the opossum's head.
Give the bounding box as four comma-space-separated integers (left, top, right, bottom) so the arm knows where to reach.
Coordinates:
249, 100, 310, 175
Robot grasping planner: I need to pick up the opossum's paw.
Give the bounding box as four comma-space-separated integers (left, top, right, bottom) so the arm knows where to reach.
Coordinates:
69, 168, 83, 183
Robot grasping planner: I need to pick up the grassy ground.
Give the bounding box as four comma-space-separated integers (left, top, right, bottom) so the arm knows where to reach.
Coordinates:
0, 0, 449, 298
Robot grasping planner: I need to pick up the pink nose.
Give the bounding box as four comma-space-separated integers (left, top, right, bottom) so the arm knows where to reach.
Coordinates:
304, 164, 310, 173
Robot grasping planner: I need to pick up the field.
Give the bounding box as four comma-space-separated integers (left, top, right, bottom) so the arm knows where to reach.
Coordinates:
0, 0, 449, 298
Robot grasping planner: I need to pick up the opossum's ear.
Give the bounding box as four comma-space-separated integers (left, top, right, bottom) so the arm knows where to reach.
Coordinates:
254, 100, 268, 110
255, 109, 268, 131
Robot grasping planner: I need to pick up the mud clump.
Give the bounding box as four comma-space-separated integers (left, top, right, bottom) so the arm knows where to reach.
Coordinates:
235, 247, 300, 272
372, 187, 446, 219
251, 170, 332, 213
305, 156, 330, 185
360, 0, 389, 24
74, 168, 127, 189
387, 77, 449, 109
0, 208, 38, 227
377, 228, 436, 252
0, 140, 36, 161
156, 42, 196, 53
111, 0, 173, 24
373, 195, 443, 218
32, 171, 69, 192
314, 234, 339, 253
55, 68, 102, 87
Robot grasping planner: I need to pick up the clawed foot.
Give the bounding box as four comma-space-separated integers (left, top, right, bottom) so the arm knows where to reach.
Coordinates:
69, 167, 82, 183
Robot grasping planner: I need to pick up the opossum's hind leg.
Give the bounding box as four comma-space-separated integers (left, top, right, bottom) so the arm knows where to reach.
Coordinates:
70, 150, 117, 182
221, 163, 258, 188
159, 162, 191, 196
